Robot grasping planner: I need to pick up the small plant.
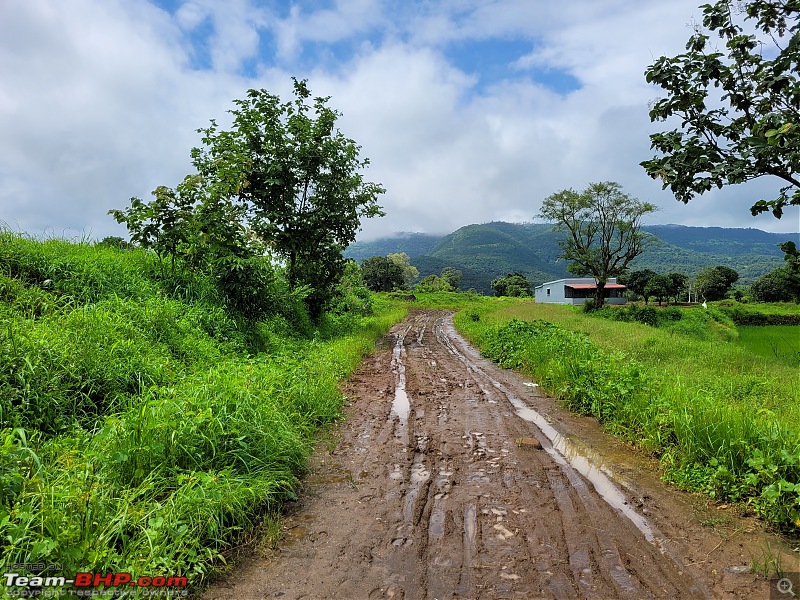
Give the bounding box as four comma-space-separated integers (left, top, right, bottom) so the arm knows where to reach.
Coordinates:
750, 542, 785, 579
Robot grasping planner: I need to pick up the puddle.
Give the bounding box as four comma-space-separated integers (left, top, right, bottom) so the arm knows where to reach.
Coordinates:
501, 386, 658, 544
463, 504, 477, 545
403, 457, 430, 523
430, 507, 445, 539
390, 327, 412, 428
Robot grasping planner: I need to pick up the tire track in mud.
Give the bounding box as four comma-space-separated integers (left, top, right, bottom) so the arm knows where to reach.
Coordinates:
201, 310, 776, 599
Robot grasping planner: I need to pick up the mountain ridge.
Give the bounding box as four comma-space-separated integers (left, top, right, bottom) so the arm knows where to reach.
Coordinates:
344, 222, 796, 294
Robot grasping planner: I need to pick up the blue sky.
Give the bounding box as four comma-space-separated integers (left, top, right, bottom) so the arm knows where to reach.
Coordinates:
0, 0, 797, 241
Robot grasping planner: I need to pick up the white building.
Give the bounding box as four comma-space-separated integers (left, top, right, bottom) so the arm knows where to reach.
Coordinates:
534, 278, 627, 305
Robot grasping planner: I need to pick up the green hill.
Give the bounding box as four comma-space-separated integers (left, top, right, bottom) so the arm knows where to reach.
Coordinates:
345, 222, 794, 294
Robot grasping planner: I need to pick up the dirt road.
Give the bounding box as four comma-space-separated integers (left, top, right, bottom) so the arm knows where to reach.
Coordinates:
203, 310, 788, 599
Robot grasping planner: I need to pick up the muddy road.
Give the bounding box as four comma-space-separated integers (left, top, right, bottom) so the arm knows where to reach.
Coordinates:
203, 310, 789, 599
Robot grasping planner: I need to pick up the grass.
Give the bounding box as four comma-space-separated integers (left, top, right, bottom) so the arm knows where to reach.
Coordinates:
0, 229, 407, 596
451, 298, 800, 535
737, 326, 800, 366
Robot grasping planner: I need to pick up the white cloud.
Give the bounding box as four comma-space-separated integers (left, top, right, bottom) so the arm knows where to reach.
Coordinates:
0, 0, 796, 244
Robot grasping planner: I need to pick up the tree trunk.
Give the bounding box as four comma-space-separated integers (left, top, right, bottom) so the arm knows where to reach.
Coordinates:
594, 281, 606, 308
288, 252, 297, 290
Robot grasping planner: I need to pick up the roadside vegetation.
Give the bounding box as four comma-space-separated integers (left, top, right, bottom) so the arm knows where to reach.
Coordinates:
452, 297, 800, 535
0, 229, 405, 592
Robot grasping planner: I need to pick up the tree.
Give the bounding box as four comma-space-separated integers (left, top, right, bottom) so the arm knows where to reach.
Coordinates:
644, 274, 672, 306
642, 1, 799, 262
192, 78, 385, 317
361, 256, 404, 292
667, 272, 689, 304
695, 265, 740, 300
538, 182, 657, 308
618, 269, 657, 303
441, 267, 463, 292
415, 274, 445, 293
109, 176, 251, 278
387, 252, 419, 289
491, 273, 533, 297
751, 266, 800, 302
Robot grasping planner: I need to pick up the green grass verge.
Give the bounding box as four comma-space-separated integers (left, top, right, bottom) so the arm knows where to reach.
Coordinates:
0, 231, 407, 594
452, 299, 800, 534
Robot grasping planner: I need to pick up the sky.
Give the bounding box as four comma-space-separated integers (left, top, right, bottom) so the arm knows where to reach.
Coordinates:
1, 0, 798, 242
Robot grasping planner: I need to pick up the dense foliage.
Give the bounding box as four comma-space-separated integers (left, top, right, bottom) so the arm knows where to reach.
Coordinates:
361, 255, 404, 292
696, 265, 740, 301
491, 273, 533, 297
751, 266, 800, 302
642, 0, 799, 260
113, 79, 385, 319
0, 230, 404, 594
539, 182, 657, 307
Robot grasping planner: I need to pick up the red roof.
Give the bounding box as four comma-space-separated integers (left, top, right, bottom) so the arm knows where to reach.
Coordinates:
565, 283, 626, 289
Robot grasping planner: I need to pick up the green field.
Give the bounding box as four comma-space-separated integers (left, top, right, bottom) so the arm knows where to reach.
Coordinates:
737, 326, 800, 366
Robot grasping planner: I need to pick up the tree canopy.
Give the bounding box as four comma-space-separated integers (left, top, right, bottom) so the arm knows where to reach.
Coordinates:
491, 273, 533, 297
193, 78, 385, 316
113, 79, 385, 319
538, 182, 657, 307
387, 252, 419, 288
361, 255, 404, 292
751, 265, 800, 301
642, 0, 799, 262
695, 265, 740, 300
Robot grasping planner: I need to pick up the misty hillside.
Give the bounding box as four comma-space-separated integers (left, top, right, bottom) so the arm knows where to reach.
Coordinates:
344, 222, 794, 294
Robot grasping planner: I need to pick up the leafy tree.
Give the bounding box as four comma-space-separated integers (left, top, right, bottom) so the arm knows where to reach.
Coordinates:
491, 273, 533, 297
667, 272, 689, 304
109, 177, 249, 278
415, 274, 451, 293
644, 274, 672, 306
192, 78, 385, 317
642, 0, 799, 262
696, 265, 740, 300
751, 266, 800, 302
329, 259, 373, 315
361, 256, 404, 292
441, 267, 463, 291
98, 236, 129, 249
538, 182, 657, 307
110, 175, 277, 318
387, 252, 419, 288
618, 269, 657, 303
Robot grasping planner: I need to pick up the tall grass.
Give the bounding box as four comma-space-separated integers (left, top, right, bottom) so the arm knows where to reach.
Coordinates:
454, 299, 800, 533
0, 230, 406, 594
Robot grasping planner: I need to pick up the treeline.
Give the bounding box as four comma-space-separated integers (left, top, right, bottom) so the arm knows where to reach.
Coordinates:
358, 251, 800, 305
619, 264, 800, 305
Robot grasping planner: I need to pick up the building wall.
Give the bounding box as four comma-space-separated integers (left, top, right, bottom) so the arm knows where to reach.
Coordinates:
534, 278, 626, 305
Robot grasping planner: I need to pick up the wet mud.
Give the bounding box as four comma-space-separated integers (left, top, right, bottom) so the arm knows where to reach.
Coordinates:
202, 310, 795, 599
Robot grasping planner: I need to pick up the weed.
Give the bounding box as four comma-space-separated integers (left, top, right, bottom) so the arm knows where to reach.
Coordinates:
751, 542, 785, 579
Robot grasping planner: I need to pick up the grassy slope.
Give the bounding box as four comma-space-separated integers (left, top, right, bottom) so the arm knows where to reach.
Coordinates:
0, 232, 406, 593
